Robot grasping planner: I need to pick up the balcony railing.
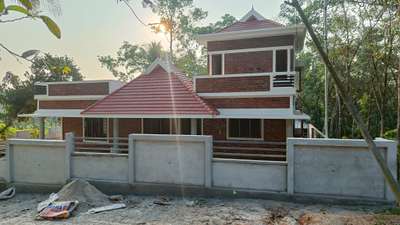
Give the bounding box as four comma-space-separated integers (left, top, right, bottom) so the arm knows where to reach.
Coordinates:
272, 72, 296, 88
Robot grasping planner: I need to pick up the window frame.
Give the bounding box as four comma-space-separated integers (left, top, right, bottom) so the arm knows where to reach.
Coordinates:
226, 119, 264, 141
82, 118, 110, 143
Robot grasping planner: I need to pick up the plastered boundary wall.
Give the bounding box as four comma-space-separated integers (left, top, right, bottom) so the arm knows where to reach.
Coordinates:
287, 138, 398, 202
0, 135, 397, 203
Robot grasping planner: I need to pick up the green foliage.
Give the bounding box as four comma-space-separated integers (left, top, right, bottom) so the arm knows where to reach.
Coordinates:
0, 0, 61, 39
0, 122, 16, 139
40, 16, 61, 39
280, 0, 399, 138
0, 53, 83, 134
99, 41, 163, 82
383, 129, 396, 140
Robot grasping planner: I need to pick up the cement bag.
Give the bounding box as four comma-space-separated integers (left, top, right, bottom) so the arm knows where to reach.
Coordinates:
38, 201, 79, 220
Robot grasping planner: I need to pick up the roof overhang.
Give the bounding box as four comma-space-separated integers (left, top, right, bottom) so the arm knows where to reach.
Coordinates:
216, 109, 310, 120
196, 25, 306, 51
18, 109, 83, 118
80, 114, 214, 119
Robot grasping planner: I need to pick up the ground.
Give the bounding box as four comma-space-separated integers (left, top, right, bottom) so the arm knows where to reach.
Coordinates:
1, 194, 400, 225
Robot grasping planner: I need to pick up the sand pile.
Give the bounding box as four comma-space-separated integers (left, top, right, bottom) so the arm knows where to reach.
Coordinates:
56, 179, 111, 210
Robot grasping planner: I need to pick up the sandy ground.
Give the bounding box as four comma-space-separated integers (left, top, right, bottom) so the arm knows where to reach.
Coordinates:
1, 193, 400, 225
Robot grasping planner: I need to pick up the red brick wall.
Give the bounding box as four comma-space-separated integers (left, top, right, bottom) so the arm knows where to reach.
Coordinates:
119, 118, 142, 137
48, 82, 109, 96
207, 35, 294, 51
62, 117, 83, 138
39, 100, 96, 109
264, 119, 286, 142
203, 119, 226, 140
224, 51, 272, 74
196, 76, 270, 93
205, 97, 290, 109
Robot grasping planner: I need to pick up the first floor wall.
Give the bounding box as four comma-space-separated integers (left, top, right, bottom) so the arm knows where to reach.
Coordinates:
62, 117, 289, 143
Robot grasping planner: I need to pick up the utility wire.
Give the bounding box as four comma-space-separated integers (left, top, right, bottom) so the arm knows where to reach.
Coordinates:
120, 0, 149, 27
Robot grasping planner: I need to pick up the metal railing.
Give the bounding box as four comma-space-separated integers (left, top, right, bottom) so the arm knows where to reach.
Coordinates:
213, 140, 286, 161
272, 72, 296, 88
74, 137, 129, 154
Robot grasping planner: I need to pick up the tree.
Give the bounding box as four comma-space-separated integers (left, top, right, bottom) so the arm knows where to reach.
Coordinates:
142, 0, 207, 59
285, 0, 400, 204
99, 41, 163, 82
0, 54, 83, 134
0, 0, 61, 60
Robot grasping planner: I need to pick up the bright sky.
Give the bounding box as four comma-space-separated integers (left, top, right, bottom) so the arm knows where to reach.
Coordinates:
0, 0, 284, 80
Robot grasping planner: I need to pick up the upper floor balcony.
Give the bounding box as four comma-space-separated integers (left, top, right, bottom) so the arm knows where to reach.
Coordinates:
193, 45, 301, 97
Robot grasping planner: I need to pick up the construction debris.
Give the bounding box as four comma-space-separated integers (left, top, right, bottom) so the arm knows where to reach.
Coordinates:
0, 187, 15, 200
87, 203, 126, 214
38, 200, 79, 220
153, 196, 172, 206
37, 193, 59, 212
56, 179, 111, 210
109, 194, 124, 202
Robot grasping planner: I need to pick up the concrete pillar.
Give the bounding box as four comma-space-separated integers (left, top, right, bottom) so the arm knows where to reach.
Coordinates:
39, 117, 45, 139
190, 119, 197, 135
65, 132, 75, 182
112, 118, 119, 153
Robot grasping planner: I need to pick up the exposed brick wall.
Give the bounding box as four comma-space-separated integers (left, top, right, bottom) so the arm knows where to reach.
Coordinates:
203, 119, 226, 140
224, 51, 272, 74
48, 82, 109, 96
62, 117, 83, 138
264, 119, 286, 142
207, 35, 294, 51
119, 118, 142, 137
196, 76, 270, 93
205, 97, 290, 109
39, 100, 96, 109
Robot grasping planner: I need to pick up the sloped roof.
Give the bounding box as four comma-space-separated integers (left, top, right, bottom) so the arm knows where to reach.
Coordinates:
217, 8, 284, 33
81, 64, 217, 117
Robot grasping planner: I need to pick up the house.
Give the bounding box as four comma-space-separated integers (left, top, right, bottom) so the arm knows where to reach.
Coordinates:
21, 8, 309, 161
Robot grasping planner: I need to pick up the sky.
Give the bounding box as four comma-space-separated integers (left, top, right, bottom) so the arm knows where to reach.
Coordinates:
0, 0, 284, 81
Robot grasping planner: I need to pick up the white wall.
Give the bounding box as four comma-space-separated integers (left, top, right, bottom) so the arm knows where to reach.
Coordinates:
129, 134, 212, 187
287, 138, 397, 201
7, 139, 67, 185
213, 159, 287, 192
71, 153, 128, 182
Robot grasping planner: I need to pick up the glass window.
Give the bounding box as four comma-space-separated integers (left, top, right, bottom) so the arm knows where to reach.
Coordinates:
143, 118, 170, 134
196, 119, 202, 135
84, 118, 108, 138
228, 119, 262, 139
211, 54, 222, 75
276, 49, 288, 72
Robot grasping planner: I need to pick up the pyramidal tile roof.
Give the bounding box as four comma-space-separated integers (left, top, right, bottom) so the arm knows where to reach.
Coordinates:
81, 60, 218, 117
217, 8, 284, 33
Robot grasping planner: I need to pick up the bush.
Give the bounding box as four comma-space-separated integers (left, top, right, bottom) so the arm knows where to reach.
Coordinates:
0, 122, 17, 140
383, 129, 397, 140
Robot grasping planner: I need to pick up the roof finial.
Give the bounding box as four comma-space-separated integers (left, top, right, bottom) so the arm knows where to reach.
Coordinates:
251, 4, 254, 10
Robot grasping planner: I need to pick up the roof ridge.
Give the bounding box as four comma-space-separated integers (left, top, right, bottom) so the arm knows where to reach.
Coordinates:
172, 72, 218, 115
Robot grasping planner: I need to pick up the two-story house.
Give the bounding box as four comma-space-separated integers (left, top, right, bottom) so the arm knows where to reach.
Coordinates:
22, 8, 309, 161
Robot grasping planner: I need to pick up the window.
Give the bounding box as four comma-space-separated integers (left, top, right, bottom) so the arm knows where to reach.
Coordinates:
180, 119, 191, 135
196, 119, 202, 135
84, 118, 108, 138
275, 49, 288, 72
143, 118, 170, 134
211, 54, 222, 75
228, 119, 262, 139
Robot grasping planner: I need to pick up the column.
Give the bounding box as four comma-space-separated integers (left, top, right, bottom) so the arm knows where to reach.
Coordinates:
112, 118, 119, 153
39, 117, 45, 139
190, 119, 197, 135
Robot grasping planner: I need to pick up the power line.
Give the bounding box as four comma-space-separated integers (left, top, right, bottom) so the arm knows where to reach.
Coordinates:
120, 0, 149, 27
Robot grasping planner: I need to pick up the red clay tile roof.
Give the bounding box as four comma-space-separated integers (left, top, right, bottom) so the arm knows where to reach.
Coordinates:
81, 66, 217, 116
217, 18, 284, 33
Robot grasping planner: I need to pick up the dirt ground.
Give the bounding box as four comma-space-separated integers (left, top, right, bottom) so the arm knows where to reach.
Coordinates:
1, 193, 400, 225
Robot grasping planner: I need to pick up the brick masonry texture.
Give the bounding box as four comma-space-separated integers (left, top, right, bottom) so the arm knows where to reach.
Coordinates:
62, 117, 83, 138
196, 76, 270, 93
224, 51, 272, 74
48, 82, 109, 96
207, 35, 294, 51
118, 118, 142, 137
205, 97, 290, 109
39, 100, 96, 109
203, 119, 226, 140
